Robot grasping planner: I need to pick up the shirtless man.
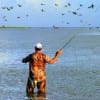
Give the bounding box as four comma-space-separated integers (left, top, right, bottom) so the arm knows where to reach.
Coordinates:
22, 43, 63, 95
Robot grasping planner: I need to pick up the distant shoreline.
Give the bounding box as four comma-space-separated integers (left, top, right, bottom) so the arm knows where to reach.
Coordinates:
0, 26, 99, 29
0, 26, 25, 28
0, 26, 100, 32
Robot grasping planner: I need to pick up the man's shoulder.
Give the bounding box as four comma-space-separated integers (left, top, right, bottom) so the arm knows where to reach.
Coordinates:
28, 53, 33, 56
41, 52, 46, 56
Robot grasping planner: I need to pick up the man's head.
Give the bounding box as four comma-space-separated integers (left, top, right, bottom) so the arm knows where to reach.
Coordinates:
35, 43, 42, 50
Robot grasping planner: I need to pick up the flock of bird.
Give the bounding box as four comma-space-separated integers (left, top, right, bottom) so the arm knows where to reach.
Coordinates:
0, 4, 28, 22
0, 2, 99, 27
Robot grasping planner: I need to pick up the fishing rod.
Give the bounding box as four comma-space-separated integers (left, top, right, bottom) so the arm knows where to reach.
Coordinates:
62, 32, 80, 49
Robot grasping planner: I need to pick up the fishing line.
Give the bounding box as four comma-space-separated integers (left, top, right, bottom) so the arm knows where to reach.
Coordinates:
61, 4, 100, 49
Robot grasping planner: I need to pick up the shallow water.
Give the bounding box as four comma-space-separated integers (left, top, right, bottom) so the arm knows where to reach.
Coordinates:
0, 27, 100, 100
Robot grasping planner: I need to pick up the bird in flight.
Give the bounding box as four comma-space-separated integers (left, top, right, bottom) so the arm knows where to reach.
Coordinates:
17, 4, 22, 7
88, 4, 95, 8
41, 9, 45, 12
40, 3, 45, 6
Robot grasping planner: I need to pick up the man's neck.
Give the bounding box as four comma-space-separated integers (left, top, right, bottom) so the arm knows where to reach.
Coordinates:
35, 50, 41, 53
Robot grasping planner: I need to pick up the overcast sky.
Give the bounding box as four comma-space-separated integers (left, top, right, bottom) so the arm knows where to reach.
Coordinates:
0, 0, 100, 27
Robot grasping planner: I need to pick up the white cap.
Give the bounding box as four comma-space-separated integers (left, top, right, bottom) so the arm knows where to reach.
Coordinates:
35, 43, 42, 49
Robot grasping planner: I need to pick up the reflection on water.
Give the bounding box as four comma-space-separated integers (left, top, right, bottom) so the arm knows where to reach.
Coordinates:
26, 92, 46, 100
0, 28, 100, 100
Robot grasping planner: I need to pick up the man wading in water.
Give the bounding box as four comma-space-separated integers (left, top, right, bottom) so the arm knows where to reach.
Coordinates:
22, 43, 63, 96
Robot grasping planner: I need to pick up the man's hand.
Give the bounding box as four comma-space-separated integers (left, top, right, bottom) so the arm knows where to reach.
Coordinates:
55, 48, 63, 57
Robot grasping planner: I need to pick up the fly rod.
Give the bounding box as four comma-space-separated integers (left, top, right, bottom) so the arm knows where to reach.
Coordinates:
62, 33, 80, 49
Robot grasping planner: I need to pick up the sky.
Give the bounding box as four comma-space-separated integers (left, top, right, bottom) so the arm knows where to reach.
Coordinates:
0, 0, 100, 27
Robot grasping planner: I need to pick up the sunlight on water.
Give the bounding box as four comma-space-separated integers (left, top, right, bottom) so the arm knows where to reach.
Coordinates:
0, 53, 8, 64
81, 32, 100, 35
